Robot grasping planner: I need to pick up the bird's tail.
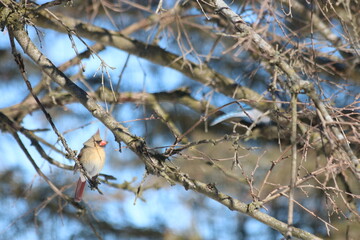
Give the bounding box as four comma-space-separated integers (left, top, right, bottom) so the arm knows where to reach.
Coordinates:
74, 178, 86, 202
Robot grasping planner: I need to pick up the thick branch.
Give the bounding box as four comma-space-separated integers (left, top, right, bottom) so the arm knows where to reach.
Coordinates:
8, 22, 321, 240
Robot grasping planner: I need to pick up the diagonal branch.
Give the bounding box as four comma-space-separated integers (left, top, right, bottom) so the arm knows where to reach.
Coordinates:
7, 19, 322, 240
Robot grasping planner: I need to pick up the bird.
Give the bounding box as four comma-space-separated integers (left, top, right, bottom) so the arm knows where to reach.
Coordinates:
210, 106, 271, 126
74, 129, 107, 202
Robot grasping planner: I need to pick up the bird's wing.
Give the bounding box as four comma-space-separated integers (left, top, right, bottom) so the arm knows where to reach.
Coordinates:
210, 111, 248, 126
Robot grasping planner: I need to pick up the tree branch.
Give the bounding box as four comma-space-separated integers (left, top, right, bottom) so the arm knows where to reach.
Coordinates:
6, 16, 322, 240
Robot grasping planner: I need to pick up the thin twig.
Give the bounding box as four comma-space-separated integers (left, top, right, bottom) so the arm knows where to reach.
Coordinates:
286, 92, 298, 239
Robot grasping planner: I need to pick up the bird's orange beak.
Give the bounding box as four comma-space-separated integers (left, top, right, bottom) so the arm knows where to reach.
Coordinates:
99, 140, 107, 147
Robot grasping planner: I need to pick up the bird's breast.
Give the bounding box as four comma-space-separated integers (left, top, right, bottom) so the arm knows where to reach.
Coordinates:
79, 147, 106, 177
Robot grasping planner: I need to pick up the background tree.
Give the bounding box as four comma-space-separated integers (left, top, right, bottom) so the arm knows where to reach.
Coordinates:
0, 0, 359, 239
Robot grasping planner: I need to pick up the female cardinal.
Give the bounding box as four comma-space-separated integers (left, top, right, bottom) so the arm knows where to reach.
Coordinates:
74, 130, 107, 202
